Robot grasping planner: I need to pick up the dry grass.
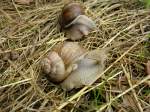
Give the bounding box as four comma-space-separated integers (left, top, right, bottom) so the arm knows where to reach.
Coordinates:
0, 0, 150, 112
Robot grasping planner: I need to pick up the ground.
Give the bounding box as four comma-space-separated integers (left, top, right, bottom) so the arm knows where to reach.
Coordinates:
0, 0, 150, 112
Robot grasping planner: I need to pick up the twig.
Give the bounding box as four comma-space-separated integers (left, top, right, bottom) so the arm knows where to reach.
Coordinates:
122, 64, 143, 112
12, 0, 22, 18
0, 78, 32, 89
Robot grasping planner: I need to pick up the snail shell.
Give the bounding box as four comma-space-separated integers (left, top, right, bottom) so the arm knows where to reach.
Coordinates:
53, 42, 86, 66
41, 42, 86, 83
41, 58, 51, 75
60, 3, 84, 29
41, 51, 66, 83
60, 49, 107, 91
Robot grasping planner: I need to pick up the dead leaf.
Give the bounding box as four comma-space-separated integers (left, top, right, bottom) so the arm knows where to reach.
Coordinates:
15, 0, 33, 5
121, 94, 139, 112
9, 51, 19, 61
3, 51, 19, 61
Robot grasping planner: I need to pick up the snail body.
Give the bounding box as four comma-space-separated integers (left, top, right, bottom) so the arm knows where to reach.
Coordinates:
61, 58, 100, 90
41, 42, 107, 90
60, 49, 107, 90
59, 2, 96, 40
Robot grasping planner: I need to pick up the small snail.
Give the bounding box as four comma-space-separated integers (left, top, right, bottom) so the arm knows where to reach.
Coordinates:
59, 2, 96, 40
41, 42, 107, 90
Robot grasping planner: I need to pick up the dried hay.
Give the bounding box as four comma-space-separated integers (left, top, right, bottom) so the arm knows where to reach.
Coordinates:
0, 0, 150, 112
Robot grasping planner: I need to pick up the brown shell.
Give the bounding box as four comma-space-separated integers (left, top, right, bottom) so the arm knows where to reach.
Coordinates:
41, 51, 66, 83
41, 42, 87, 83
60, 42, 86, 65
52, 42, 86, 66
59, 3, 84, 29
41, 58, 51, 74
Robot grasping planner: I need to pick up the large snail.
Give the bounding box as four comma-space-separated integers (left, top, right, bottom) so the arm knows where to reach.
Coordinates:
41, 42, 86, 83
41, 42, 107, 90
59, 2, 96, 40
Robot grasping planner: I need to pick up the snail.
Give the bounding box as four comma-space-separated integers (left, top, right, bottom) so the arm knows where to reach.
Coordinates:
59, 2, 96, 40
41, 42, 86, 83
41, 42, 107, 90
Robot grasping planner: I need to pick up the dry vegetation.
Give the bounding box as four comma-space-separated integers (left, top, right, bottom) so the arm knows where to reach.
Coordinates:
0, 0, 150, 112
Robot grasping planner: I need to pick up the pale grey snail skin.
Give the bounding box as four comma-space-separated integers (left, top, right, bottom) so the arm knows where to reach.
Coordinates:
60, 49, 107, 91
59, 2, 96, 40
